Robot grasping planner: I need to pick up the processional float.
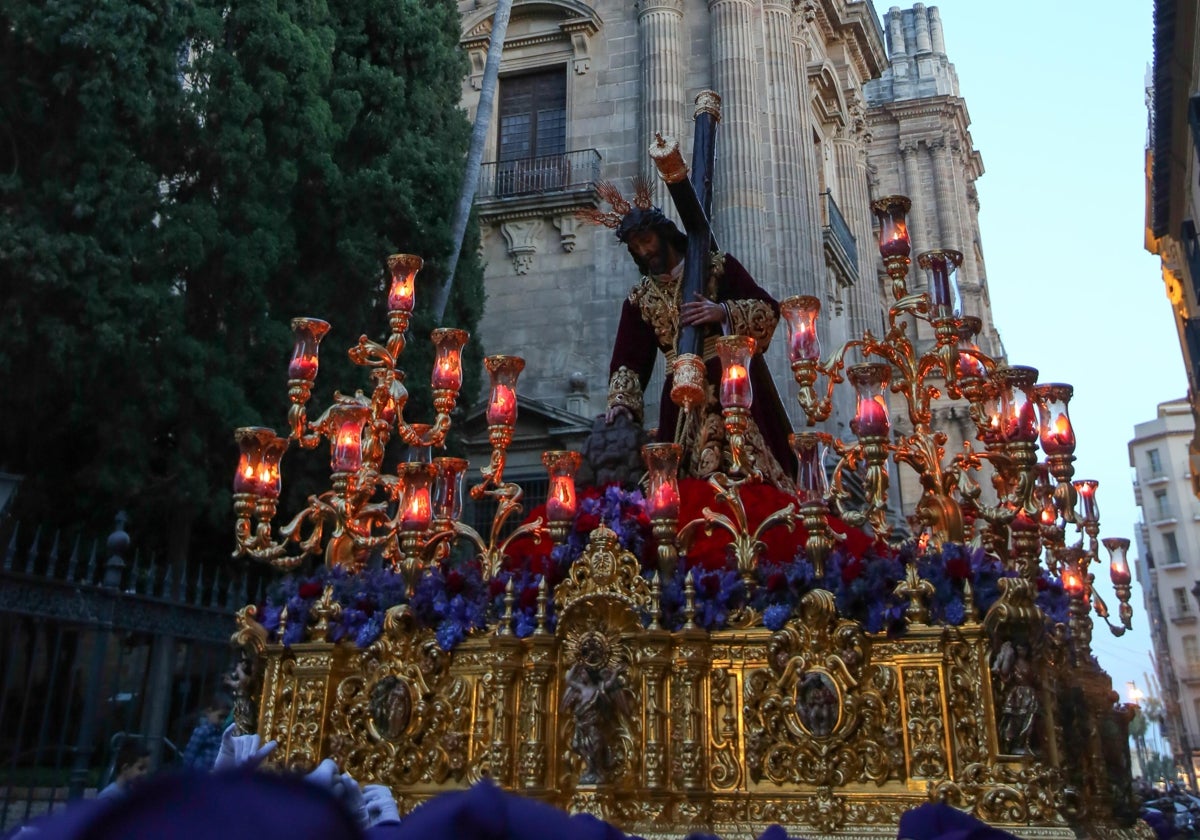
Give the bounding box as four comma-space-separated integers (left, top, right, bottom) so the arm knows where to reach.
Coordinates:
226, 92, 1147, 839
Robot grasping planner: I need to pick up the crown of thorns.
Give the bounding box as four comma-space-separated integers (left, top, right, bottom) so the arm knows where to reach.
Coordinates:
577, 176, 657, 229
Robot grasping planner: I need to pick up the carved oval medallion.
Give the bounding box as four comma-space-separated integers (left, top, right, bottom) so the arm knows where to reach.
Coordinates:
795, 670, 841, 737
368, 675, 412, 741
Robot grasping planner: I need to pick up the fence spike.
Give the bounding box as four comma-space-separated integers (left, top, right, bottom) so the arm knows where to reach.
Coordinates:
47, 528, 61, 577
66, 532, 82, 581
209, 568, 222, 607
3, 522, 18, 572
85, 538, 100, 584
27, 525, 42, 575
162, 563, 176, 601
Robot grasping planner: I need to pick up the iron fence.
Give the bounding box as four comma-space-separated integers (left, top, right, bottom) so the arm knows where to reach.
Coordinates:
0, 514, 252, 833
821, 190, 859, 278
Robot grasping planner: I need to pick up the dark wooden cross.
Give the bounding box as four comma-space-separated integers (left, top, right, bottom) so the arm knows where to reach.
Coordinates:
649, 91, 722, 359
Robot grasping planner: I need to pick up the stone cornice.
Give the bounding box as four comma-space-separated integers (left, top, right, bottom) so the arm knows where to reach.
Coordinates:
810, 0, 887, 82
477, 186, 599, 224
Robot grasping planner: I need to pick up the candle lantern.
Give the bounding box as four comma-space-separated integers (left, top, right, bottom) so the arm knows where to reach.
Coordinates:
542, 450, 582, 541
1104, 537, 1131, 587
234, 427, 288, 498
1035, 383, 1076, 457
288, 318, 331, 382
870, 194, 912, 298
955, 317, 987, 381
992, 366, 1039, 444
1062, 562, 1085, 599
329, 402, 370, 475
848, 363, 892, 438
917, 250, 963, 320
431, 327, 468, 395
781, 295, 822, 364
643, 443, 683, 519
485, 355, 524, 427
432, 457, 469, 524
716, 335, 755, 409
398, 462, 436, 532
1104, 536, 1135, 631
791, 432, 829, 504
642, 442, 682, 575
386, 254, 423, 314
1074, 479, 1100, 526
791, 432, 833, 578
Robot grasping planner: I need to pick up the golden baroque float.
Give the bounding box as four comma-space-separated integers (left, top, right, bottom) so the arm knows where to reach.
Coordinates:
227, 178, 1148, 838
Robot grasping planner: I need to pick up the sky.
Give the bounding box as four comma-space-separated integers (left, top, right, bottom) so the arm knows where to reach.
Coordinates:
924, 0, 1173, 701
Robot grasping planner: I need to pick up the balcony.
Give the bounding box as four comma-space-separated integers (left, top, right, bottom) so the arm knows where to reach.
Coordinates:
1170, 604, 1199, 624
1181, 662, 1200, 684
821, 191, 859, 286
476, 150, 602, 223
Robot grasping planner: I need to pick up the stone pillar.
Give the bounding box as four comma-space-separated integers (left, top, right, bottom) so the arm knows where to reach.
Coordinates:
929, 138, 960, 250
899, 142, 928, 259
887, 7, 907, 60
912, 3, 932, 53
637, 0, 685, 209
710, 0, 766, 274
762, 0, 807, 287
794, 11, 824, 289
833, 136, 873, 337
929, 6, 946, 54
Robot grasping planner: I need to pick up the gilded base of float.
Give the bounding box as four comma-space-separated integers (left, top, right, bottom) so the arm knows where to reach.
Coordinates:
230, 528, 1150, 840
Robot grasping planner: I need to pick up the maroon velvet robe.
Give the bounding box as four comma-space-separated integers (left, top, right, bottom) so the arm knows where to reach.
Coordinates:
608, 254, 798, 486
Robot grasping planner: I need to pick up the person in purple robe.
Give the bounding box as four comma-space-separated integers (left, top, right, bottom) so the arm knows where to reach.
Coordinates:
602, 204, 797, 490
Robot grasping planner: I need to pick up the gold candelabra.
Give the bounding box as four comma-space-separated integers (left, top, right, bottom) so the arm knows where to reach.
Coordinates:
774, 194, 1136, 647
231, 254, 568, 584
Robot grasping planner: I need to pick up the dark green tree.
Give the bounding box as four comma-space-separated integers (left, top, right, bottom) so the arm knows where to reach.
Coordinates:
0, 0, 484, 573
0, 0, 198, 533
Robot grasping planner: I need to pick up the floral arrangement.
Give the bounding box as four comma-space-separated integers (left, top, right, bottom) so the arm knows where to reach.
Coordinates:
256, 481, 1066, 650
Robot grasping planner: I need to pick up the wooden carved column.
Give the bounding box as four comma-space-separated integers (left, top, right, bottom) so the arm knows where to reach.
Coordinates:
488, 634, 524, 786
640, 632, 672, 791
519, 634, 557, 790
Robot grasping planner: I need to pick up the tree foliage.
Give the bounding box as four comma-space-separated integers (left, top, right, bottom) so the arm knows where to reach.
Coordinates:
0, 0, 483, 569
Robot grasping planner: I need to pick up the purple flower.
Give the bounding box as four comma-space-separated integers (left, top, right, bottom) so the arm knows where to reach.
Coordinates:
763, 604, 791, 631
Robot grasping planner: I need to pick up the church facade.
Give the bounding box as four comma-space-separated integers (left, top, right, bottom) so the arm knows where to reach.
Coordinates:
458, 1, 1004, 515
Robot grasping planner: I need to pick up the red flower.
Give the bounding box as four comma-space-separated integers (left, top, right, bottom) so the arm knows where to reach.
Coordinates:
298, 582, 322, 599
635, 510, 651, 529
945, 555, 970, 580
1035, 576, 1049, 591
840, 558, 863, 586
766, 572, 787, 592
446, 570, 465, 594
488, 578, 506, 598
576, 512, 601, 532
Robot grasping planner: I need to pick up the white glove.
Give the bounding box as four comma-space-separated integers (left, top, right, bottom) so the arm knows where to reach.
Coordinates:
212, 724, 278, 772
338, 773, 369, 828
362, 784, 401, 826
305, 758, 342, 790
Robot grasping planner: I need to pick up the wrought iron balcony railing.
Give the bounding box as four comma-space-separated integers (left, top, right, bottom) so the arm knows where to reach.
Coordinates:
820, 190, 858, 281
478, 150, 602, 200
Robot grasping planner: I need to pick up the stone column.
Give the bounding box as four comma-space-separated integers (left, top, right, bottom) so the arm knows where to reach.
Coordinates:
913, 2, 932, 53
833, 135, 872, 337
793, 11, 824, 289
929, 6, 946, 54
637, 0, 685, 209
929, 138, 960, 251
899, 142, 929, 261
709, 0, 766, 274
762, 0, 807, 288
887, 7, 907, 60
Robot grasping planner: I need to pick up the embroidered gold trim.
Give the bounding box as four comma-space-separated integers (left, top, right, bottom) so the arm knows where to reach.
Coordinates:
628, 275, 681, 352
607, 366, 644, 423
725, 299, 777, 350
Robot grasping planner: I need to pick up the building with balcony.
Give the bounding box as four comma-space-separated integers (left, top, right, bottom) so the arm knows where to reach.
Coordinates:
455, 3, 1006, 520
1147, 0, 1200, 497
1130, 397, 1200, 778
